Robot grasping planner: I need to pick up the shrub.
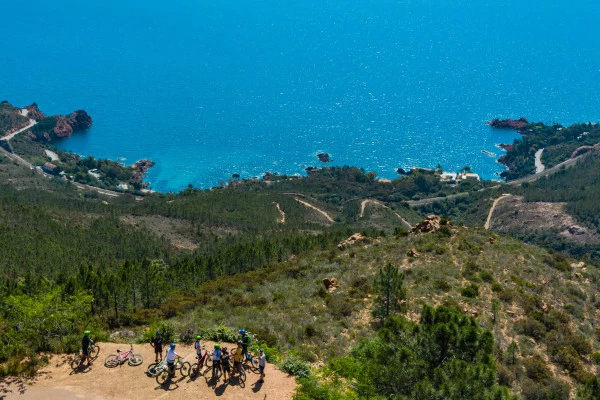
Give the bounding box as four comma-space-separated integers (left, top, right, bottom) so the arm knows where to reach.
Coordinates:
491, 282, 504, 292
433, 279, 451, 292
516, 317, 546, 341
460, 283, 479, 298
280, 355, 311, 379
139, 321, 176, 344
479, 270, 495, 283
523, 355, 552, 382
591, 351, 600, 364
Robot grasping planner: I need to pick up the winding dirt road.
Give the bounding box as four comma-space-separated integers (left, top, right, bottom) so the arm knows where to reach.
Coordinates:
484, 194, 511, 230
360, 199, 412, 228
1, 342, 296, 400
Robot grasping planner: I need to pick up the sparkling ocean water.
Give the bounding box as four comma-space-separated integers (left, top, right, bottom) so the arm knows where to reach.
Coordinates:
2, 0, 599, 192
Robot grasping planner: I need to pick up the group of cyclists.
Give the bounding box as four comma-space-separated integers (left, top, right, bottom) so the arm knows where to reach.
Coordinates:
150, 329, 266, 384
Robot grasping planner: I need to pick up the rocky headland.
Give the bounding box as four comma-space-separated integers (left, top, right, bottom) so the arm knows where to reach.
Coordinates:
487, 117, 529, 132
131, 159, 155, 188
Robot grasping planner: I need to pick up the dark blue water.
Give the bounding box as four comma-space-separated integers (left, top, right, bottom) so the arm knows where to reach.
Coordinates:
2, 1, 599, 192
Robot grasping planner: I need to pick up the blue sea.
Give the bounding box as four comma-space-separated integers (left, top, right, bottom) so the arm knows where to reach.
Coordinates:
2, 0, 600, 192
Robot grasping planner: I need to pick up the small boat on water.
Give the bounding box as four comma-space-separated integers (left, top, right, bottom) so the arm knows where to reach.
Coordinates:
481, 150, 496, 157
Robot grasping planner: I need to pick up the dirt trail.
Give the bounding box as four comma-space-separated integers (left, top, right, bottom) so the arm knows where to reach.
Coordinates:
273, 202, 286, 224
360, 199, 412, 229
1, 342, 296, 400
485, 194, 511, 230
293, 198, 334, 223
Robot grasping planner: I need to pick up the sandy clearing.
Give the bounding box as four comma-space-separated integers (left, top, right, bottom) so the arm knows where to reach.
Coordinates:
1, 342, 296, 400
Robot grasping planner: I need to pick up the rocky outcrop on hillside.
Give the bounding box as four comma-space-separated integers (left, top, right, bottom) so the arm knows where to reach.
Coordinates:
337, 233, 367, 250
24, 103, 46, 120
412, 215, 449, 234
487, 117, 529, 132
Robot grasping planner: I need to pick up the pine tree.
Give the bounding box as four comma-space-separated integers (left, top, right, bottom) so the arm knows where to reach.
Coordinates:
372, 263, 405, 323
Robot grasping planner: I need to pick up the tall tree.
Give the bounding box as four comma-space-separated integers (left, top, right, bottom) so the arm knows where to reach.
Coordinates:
372, 262, 405, 323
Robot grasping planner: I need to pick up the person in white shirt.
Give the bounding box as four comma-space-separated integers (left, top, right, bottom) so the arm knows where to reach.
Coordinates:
258, 348, 266, 383
166, 343, 182, 377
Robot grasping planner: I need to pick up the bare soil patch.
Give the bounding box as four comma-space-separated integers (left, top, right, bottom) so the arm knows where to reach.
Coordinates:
1, 342, 295, 400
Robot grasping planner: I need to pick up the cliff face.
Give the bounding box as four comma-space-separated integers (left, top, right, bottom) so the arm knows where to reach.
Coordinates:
52, 110, 93, 139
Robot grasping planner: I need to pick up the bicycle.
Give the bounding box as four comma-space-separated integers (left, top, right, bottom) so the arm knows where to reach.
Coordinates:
70, 343, 100, 370
156, 358, 190, 385
104, 344, 143, 367
230, 357, 246, 383
242, 350, 259, 373
189, 348, 210, 378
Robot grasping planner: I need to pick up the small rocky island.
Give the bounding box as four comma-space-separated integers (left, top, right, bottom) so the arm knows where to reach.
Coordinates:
317, 153, 330, 162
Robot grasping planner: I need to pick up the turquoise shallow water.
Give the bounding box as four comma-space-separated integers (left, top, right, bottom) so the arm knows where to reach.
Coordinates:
2, 0, 599, 192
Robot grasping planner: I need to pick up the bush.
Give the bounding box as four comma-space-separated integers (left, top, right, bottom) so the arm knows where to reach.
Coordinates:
280, 355, 311, 379
139, 321, 175, 345
523, 355, 552, 382
591, 351, 600, 364
460, 283, 479, 298
479, 270, 495, 283
516, 317, 546, 341
491, 282, 504, 292
433, 279, 451, 292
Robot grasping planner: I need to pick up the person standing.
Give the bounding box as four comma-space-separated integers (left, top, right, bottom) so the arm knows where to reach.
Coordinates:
257, 348, 266, 383
150, 331, 164, 362
81, 330, 94, 366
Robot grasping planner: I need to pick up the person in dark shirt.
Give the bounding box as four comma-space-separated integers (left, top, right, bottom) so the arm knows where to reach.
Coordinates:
150, 331, 164, 362
82, 330, 94, 366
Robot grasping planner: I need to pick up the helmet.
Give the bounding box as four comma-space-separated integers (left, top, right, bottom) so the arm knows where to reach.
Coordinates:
239, 329, 246, 334
196, 335, 201, 340
214, 343, 221, 349
84, 330, 91, 335
156, 331, 161, 335
170, 343, 176, 349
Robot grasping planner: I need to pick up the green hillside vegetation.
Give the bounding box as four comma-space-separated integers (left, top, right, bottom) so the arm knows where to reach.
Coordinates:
500, 121, 600, 180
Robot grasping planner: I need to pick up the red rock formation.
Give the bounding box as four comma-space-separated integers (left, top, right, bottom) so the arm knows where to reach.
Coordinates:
487, 117, 529, 131
24, 103, 46, 120
53, 116, 73, 138
131, 159, 155, 188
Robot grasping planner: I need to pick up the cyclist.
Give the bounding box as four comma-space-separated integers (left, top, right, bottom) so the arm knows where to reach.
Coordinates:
212, 343, 222, 380
238, 329, 251, 362
194, 335, 204, 359
258, 348, 266, 383
232, 340, 244, 377
165, 343, 182, 377
150, 331, 164, 363
221, 347, 231, 383
82, 330, 94, 366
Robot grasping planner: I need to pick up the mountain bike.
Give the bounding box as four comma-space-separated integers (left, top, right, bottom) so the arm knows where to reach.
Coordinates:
70, 343, 100, 370
230, 357, 246, 383
243, 350, 259, 373
189, 349, 210, 378
156, 358, 191, 385
104, 344, 143, 367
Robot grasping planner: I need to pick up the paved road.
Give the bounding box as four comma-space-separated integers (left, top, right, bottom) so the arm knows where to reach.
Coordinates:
0, 118, 37, 141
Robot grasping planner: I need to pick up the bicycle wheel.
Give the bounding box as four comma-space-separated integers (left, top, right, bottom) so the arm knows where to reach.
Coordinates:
156, 369, 170, 385
238, 365, 246, 383
247, 356, 259, 372
104, 354, 120, 368
89, 345, 99, 359
70, 354, 82, 370
128, 353, 144, 366
146, 362, 160, 376
190, 363, 202, 378
179, 361, 191, 377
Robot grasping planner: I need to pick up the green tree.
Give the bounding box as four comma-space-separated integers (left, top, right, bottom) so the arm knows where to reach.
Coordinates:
372, 263, 405, 323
